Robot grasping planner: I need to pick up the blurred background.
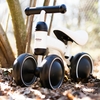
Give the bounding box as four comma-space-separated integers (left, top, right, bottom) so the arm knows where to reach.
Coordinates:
0, 0, 100, 67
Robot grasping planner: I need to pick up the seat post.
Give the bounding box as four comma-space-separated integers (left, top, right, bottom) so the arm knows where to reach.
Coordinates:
64, 41, 73, 66
64, 41, 72, 59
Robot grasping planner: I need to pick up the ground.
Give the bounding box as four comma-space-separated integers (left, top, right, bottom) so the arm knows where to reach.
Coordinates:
0, 57, 100, 100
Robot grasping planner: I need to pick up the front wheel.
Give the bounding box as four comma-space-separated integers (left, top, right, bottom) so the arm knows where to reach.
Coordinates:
13, 53, 37, 86
40, 54, 64, 89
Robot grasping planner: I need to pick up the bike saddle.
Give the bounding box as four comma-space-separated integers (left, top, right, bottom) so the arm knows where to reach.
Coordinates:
53, 26, 88, 45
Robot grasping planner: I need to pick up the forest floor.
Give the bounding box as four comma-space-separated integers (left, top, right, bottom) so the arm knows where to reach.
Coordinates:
0, 56, 100, 100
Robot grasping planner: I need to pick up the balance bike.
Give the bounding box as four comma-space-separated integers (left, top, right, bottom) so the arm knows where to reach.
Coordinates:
13, 4, 93, 89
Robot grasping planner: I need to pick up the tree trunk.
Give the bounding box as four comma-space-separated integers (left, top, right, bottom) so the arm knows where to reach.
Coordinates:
6, 0, 27, 56
0, 24, 15, 68
26, 0, 36, 53
0, 41, 8, 68
43, 0, 50, 21
43, 0, 50, 6
48, 0, 56, 35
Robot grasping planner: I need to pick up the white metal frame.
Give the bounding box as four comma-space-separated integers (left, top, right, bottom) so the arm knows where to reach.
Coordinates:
34, 10, 88, 68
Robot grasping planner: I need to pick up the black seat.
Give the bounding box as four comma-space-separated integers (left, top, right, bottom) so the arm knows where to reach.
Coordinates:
53, 30, 73, 45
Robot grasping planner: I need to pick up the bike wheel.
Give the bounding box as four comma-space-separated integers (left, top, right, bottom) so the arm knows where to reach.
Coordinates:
70, 52, 93, 81
40, 54, 64, 89
13, 53, 37, 86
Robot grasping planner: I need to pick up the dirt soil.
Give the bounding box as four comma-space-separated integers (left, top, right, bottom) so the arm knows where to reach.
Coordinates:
0, 57, 100, 100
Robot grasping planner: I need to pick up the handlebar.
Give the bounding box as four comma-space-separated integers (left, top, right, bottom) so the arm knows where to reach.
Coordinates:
25, 4, 67, 16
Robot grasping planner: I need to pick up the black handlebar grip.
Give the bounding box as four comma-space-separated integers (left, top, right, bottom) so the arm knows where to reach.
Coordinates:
25, 4, 67, 16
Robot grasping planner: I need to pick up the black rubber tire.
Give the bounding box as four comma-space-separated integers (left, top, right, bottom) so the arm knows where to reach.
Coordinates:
13, 53, 37, 86
70, 52, 93, 81
40, 54, 64, 89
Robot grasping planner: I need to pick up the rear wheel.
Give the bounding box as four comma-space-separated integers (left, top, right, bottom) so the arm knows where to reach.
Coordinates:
70, 52, 93, 81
